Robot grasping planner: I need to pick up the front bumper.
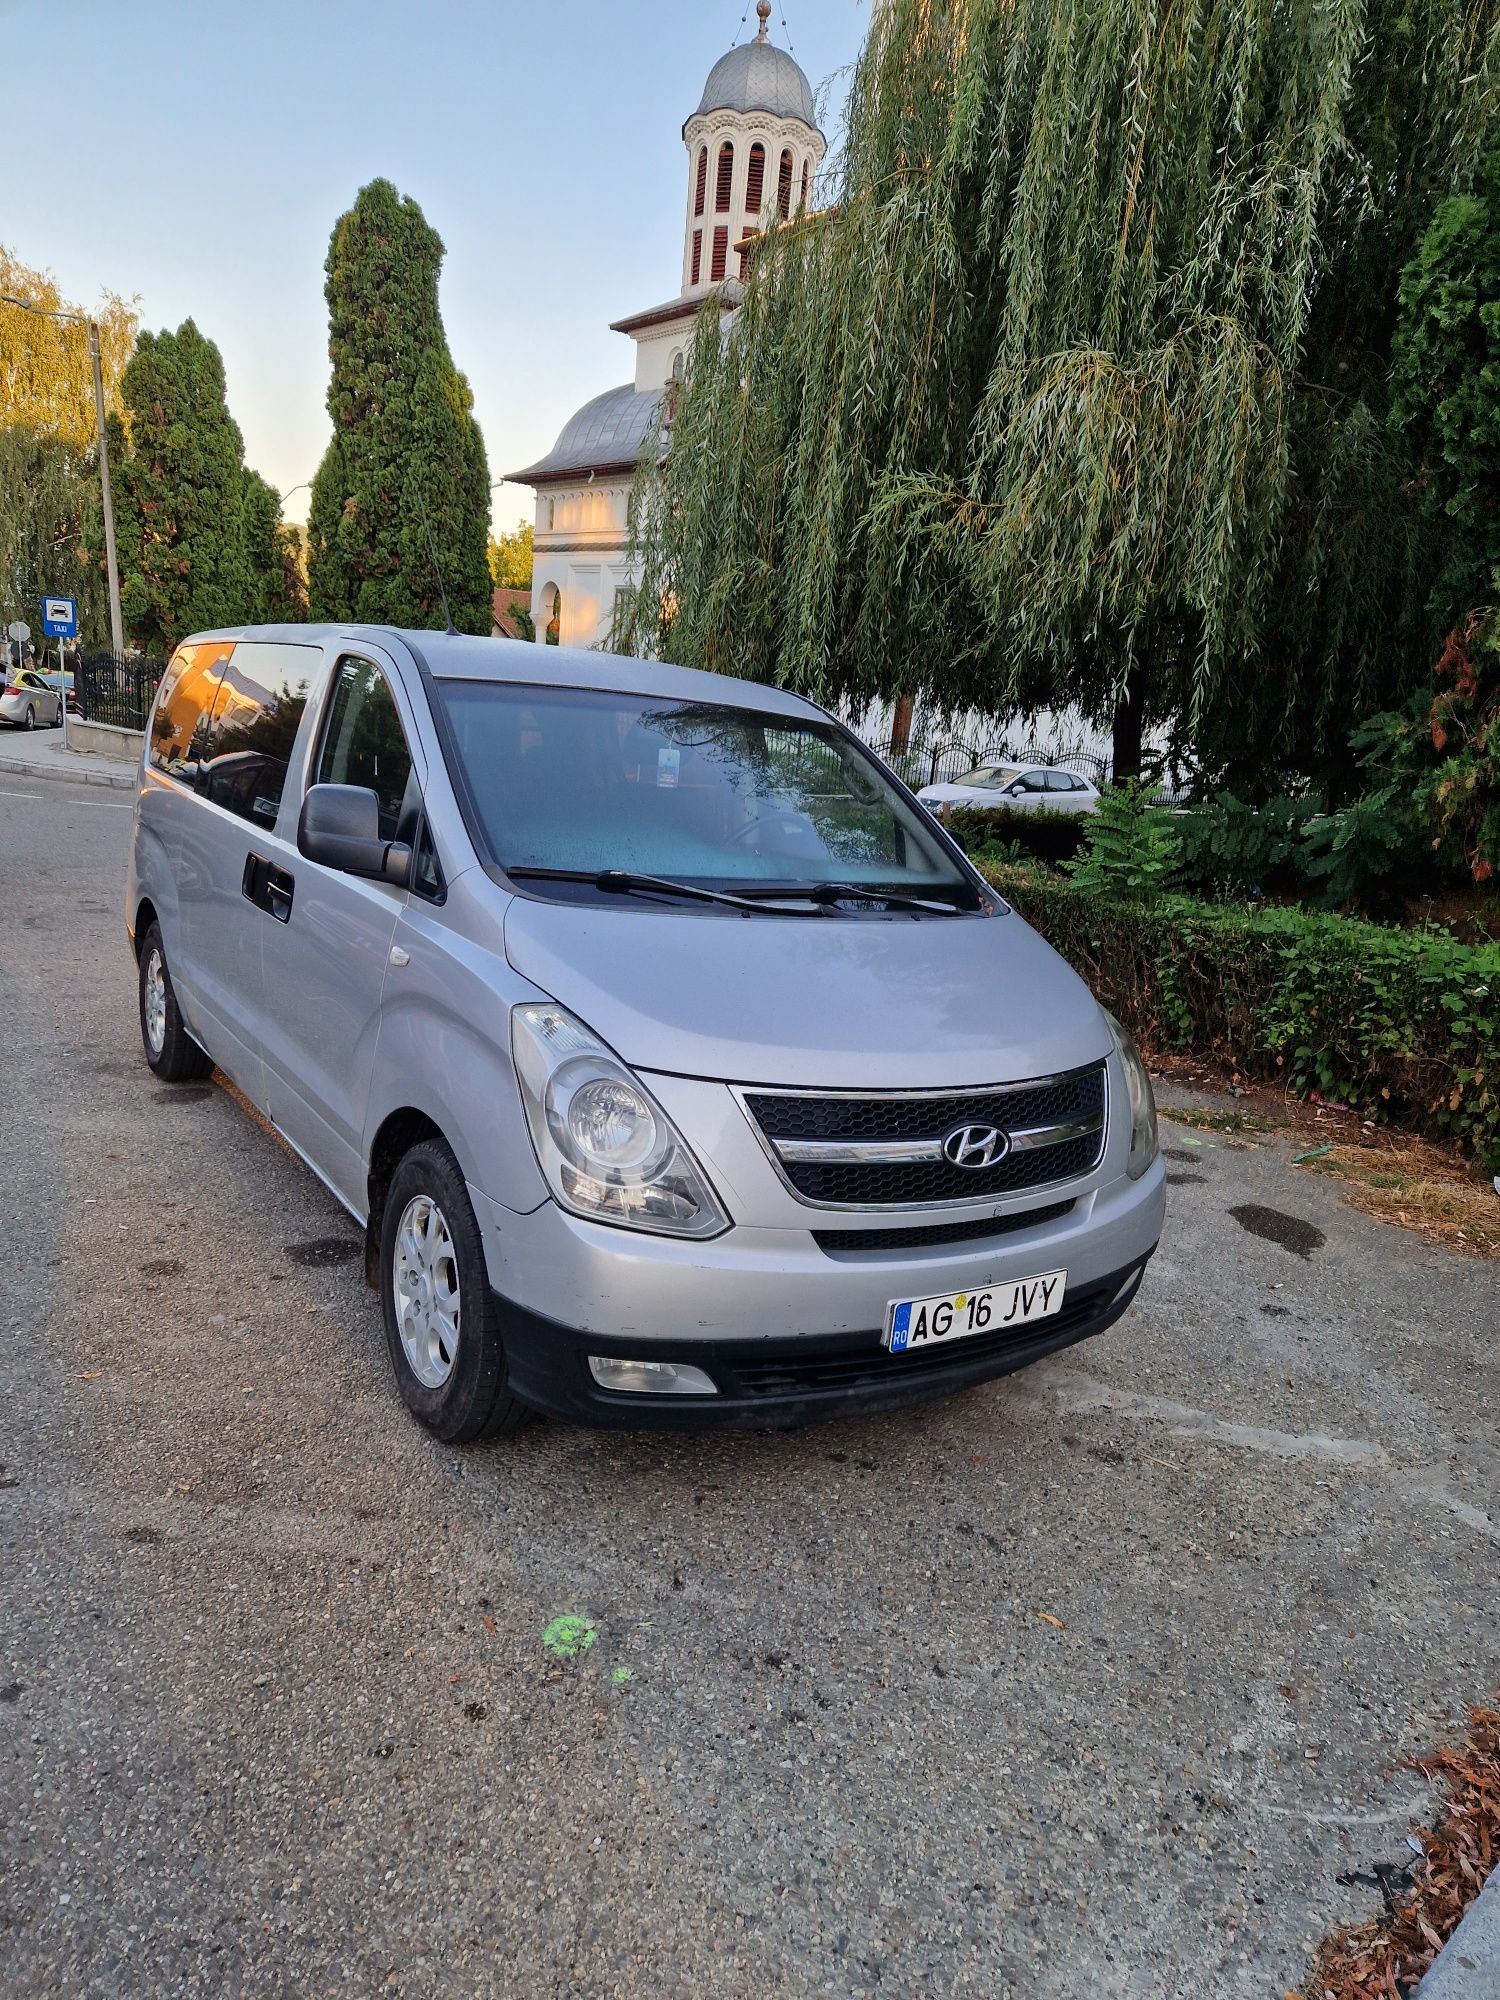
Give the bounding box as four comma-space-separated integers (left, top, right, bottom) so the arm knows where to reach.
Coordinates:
495, 1255, 1152, 1428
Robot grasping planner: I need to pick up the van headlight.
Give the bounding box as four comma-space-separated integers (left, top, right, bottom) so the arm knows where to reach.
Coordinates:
1105, 1011, 1158, 1179
511, 1003, 729, 1238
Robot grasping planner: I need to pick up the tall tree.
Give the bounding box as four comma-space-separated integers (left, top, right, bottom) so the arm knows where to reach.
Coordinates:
0, 248, 138, 648
0, 245, 137, 451
625, 0, 1500, 781
1391, 139, 1500, 618
241, 469, 309, 624
307, 179, 492, 632
0, 427, 112, 648
488, 518, 533, 588
110, 320, 295, 652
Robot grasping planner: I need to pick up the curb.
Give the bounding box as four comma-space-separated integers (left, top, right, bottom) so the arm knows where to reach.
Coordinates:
1415, 1860, 1500, 1997
0, 751, 136, 793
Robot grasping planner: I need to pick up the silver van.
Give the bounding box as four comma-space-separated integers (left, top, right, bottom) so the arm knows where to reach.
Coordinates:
127, 627, 1163, 1441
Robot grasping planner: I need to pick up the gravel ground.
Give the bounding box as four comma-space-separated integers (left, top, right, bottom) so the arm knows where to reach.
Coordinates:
1, 778, 1496, 1999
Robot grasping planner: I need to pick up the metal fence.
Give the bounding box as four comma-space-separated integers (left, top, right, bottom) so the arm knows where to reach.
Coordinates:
76, 651, 165, 732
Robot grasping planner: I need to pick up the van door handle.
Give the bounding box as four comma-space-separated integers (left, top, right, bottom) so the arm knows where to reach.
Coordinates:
242, 852, 296, 924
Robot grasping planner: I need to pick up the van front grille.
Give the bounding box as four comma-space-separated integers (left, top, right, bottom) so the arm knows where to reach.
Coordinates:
813, 1200, 1074, 1255
743, 1064, 1107, 1209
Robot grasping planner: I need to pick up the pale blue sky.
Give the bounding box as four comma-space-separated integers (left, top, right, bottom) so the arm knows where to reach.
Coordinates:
8, 0, 866, 528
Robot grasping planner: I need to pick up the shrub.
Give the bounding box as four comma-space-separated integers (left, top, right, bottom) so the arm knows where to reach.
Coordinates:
938, 803, 1088, 867
981, 862, 1500, 1169
1426, 614, 1500, 885
1065, 782, 1176, 896
1170, 792, 1317, 899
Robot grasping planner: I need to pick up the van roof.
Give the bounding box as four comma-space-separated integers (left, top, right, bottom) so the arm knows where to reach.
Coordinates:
180, 625, 827, 723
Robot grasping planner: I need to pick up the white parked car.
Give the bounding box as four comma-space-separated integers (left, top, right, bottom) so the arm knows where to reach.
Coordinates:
917, 764, 1101, 814
1, 668, 65, 731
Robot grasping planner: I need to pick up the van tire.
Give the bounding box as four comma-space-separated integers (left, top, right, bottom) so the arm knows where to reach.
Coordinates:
138, 922, 213, 1082
379, 1139, 528, 1444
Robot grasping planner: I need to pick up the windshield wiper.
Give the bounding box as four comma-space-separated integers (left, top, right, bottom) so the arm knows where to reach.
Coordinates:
737, 882, 971, 915
505, 867, 822, 916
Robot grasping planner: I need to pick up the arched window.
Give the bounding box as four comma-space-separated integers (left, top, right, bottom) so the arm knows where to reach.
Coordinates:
671, 350, 685, 383
693, 145, 708, 218
800, 159, 810, 212
540, 581, 561, 646
776, 148, 794, 219
690, 229, 702, 285
710, 225, 729, 281
715, 141, 734, 212
745, 142, 766, 217
546, 498, 556, 531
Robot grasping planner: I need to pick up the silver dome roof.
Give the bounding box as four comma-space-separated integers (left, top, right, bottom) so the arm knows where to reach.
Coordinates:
693, 39, 818, 128
506, 383, 662, 484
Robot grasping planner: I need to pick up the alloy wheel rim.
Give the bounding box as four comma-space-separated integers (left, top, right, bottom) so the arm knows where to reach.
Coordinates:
144, 950, 167, 1054
393, 1194, 461, 1390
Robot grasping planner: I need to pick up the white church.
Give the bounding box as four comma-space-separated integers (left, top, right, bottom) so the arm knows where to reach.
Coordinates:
507, 3, 826, 650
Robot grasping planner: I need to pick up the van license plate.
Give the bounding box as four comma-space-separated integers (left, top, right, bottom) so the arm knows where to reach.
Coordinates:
885, 1272, 1066, 1353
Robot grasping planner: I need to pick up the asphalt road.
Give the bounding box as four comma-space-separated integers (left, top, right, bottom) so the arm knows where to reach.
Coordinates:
1, 776, 1496, 1999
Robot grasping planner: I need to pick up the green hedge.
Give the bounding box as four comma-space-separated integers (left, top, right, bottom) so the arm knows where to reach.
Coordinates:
980, 863, 1500, 1169
940, 803, 1090, 866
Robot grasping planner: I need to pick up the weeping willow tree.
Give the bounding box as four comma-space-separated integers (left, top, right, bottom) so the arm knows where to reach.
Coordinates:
623, 0, 1500, 780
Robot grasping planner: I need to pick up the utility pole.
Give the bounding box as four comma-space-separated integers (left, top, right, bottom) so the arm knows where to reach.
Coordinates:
88, 319, 125, 656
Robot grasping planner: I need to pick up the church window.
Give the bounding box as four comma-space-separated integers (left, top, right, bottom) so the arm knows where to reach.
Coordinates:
710, 225, 728, 281
671, 350, 685, 383
691, 229, 702, 285
546, 498, 555, 531
746, 143, 766, 216
777, 148, 794, 219
715, 141, 734, 212
800, 159, 810, 212
693, 145, 708, 218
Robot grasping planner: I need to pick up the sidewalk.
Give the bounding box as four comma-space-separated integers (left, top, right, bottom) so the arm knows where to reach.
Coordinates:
1416, 1862, 1500, 1997
0, 725, 137, 791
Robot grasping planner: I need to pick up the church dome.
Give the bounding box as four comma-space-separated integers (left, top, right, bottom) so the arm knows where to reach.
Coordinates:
506, 382, 662, 483
693, 36, 817, 128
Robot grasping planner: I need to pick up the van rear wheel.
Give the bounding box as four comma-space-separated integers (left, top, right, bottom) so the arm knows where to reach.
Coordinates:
138, 922, 213, 1081
379, 1139, 527, 1444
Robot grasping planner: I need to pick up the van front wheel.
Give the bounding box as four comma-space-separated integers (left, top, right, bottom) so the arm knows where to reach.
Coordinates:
379, 1139, 527, 1444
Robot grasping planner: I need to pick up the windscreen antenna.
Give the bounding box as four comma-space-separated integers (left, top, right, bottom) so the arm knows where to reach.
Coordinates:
415, 486, 457, 635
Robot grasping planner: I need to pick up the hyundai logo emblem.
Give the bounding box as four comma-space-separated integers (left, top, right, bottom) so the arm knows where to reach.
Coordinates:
942, 1122, 1009, 1169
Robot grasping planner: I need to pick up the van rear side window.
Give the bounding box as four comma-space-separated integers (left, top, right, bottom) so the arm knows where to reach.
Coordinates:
148, 641, 234, 776
194, 642, 318, 829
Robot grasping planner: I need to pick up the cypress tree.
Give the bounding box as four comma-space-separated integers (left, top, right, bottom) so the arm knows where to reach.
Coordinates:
307, 179, 492, 633
111, 320, 270, 653
625, 0, 1500, 783
241, 469, 309, 624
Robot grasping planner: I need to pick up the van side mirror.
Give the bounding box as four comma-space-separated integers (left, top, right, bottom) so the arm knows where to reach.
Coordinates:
299, 783, 411, 887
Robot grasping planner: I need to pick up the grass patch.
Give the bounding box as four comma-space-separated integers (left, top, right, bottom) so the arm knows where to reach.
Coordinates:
1297, 1142, 1500, 1258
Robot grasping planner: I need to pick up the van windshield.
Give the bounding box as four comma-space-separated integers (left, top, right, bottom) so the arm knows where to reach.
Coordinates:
435, 681, 974, 902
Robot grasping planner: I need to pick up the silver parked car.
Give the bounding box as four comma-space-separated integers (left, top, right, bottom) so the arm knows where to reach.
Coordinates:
127, 628, 1163, 1441
918, 764, 1101, 813
1, 667, 65, 730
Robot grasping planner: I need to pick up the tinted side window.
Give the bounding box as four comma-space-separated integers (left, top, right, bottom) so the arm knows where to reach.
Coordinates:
148, 641, 234, 776
1017, 769, 1048, 793
1045, 770, 1074, 792
316, 657, 414, 843
195, 642, 318, 829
